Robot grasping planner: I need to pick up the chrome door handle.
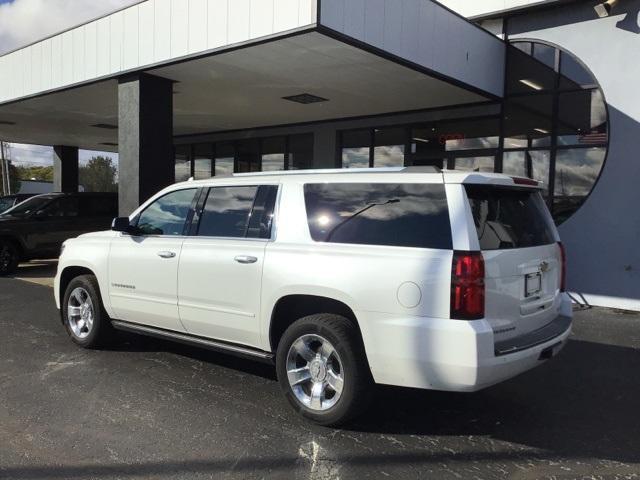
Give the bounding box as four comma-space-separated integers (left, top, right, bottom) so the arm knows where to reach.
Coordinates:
234, 255, 258, 264
157, 251, 176, 259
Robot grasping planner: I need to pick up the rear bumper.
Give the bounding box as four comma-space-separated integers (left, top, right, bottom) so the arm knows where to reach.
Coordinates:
359, 295, 573, 392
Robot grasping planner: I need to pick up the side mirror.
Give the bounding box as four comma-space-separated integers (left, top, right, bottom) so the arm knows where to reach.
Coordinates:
112, 217, 134, 234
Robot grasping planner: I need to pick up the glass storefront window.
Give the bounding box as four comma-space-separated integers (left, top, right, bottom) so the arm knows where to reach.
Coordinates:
503, 151, 528, 177
374, 128, 405, 167
193, 144, 213, 180
236, 139, 260, 173
342, 130, 371, 169
560, 51, 595, 88
504, 94, 553, 148
557, 89, 607, 146
530, 150, 551, 197
175, 145, 191, 182
553, 147, 606, 223
261, 137, 286, 172
215, 142, 235, 176
453, 156, 495, 172
289, 134, 314, 170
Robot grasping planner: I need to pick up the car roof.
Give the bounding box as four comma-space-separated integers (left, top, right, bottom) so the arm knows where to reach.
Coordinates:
169, 167, 540, 189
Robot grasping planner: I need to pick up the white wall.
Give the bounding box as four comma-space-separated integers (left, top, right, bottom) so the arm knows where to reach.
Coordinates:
0, 0, 317, 105
319, 0, 506, 97
439, 0, 562, 19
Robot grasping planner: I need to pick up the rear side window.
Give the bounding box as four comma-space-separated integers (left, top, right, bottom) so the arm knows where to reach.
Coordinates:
304, 183, 452, 250
198, 186, 258, 238
465, 185, 556, 250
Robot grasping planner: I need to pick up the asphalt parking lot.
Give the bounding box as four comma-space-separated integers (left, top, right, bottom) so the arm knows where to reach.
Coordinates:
1, 276, 639, 480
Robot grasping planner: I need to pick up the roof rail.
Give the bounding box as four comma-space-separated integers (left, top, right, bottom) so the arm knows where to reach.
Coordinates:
402, 166, 441, 174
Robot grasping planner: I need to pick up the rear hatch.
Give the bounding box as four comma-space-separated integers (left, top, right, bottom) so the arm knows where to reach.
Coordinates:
464, 184, 563, 343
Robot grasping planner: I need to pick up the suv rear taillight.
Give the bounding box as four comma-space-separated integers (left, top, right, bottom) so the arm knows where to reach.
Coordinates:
451, 251, 485, 320
558, 242, 567, 292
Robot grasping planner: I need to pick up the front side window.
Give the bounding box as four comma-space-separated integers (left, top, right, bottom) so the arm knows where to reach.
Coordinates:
304, 183, 452, 250
136, 189, 197, 236
197, 186, 258, 238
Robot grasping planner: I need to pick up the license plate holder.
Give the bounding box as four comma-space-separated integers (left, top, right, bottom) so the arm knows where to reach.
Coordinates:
525, 272, 542, 297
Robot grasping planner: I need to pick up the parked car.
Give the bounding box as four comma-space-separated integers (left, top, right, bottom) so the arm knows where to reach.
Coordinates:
54, 168, 572, 425
0, 193, 34, 214
0, 192, 118, 275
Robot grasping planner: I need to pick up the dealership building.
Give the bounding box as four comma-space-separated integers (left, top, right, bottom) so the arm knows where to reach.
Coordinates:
0, 0, 638, 310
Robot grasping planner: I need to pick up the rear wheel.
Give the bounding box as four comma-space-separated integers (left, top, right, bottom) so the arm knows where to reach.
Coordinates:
276, 313, 372, 426
0, 239, 19, 276
62, 275, 114, 348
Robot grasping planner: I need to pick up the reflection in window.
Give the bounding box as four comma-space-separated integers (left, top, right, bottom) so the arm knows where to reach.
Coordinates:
289, 134, 314, 170
215, 142, 235, 176
236, 139, 260, 173
374, 128, 405, 167
454, 157, 495, 172
342, 130, 371, 168
198, 186, 258, 238
304, 183, 452, 250
261, 137, 286, 172
136, 189, 196, 236
553, 147, 606, 223
175, 146, 191, 182
505, 40, 608, 223
194, 144, 213, 180
503, 151, 527, 177
557, 89, 607, 146
530, 150, 551, 196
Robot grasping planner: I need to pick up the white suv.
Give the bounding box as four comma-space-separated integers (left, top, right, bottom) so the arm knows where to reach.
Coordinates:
54, 167, 572, 425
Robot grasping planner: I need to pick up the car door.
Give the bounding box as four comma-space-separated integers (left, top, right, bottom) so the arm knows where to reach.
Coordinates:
108, 188, 199, 332
178, 184, 279, 348
28, 196, 82, 254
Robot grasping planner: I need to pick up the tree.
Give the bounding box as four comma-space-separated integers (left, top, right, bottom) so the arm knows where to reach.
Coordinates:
79, 156, 118, 193
15, 165, 54, 182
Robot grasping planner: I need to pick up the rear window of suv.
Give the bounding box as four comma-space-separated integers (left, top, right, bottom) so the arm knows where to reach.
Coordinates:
304, 183, 452, 250
465, 185, 556, 250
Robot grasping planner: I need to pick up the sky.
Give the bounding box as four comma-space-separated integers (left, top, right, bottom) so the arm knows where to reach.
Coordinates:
0, 0, 141, 170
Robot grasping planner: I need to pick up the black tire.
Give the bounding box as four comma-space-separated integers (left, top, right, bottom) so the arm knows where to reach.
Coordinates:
62, 274, 114, 348
0, 239, 20, 276
276, 313, 372, 426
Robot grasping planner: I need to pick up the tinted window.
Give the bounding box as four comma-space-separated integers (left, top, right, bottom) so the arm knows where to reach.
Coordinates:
43, 197, 80, 217
136, 189, 197, 236
465, 186, 556, 250
246, 186, 278, 239
80, 196, 118, 217
198, 186, 258, 238
304, 183, 452, 250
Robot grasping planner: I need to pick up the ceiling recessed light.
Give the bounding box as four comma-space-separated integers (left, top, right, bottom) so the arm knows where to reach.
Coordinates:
519, 79, 544, 91
282, 93, 329, 105
100, 142, 118, 147
0, 120, 16, 126
413, 137, 431, 144
534, 128, 549, 134
91, 123, 118, 130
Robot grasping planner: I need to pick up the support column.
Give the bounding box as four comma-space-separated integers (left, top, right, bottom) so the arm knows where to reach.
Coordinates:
118, 73, 174, 216
53, 145, 79, 193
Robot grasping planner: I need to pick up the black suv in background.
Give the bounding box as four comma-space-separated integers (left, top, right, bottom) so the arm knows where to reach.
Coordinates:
0, 192, 118, 275
0, 194, 34, 214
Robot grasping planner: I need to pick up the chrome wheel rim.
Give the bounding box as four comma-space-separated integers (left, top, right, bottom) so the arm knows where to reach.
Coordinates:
67, 287, 94, 339
286, 334, 344, 411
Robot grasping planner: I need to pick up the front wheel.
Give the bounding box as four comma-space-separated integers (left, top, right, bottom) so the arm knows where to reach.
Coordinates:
276, 313, 372, 426
62, 274, 114, 348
